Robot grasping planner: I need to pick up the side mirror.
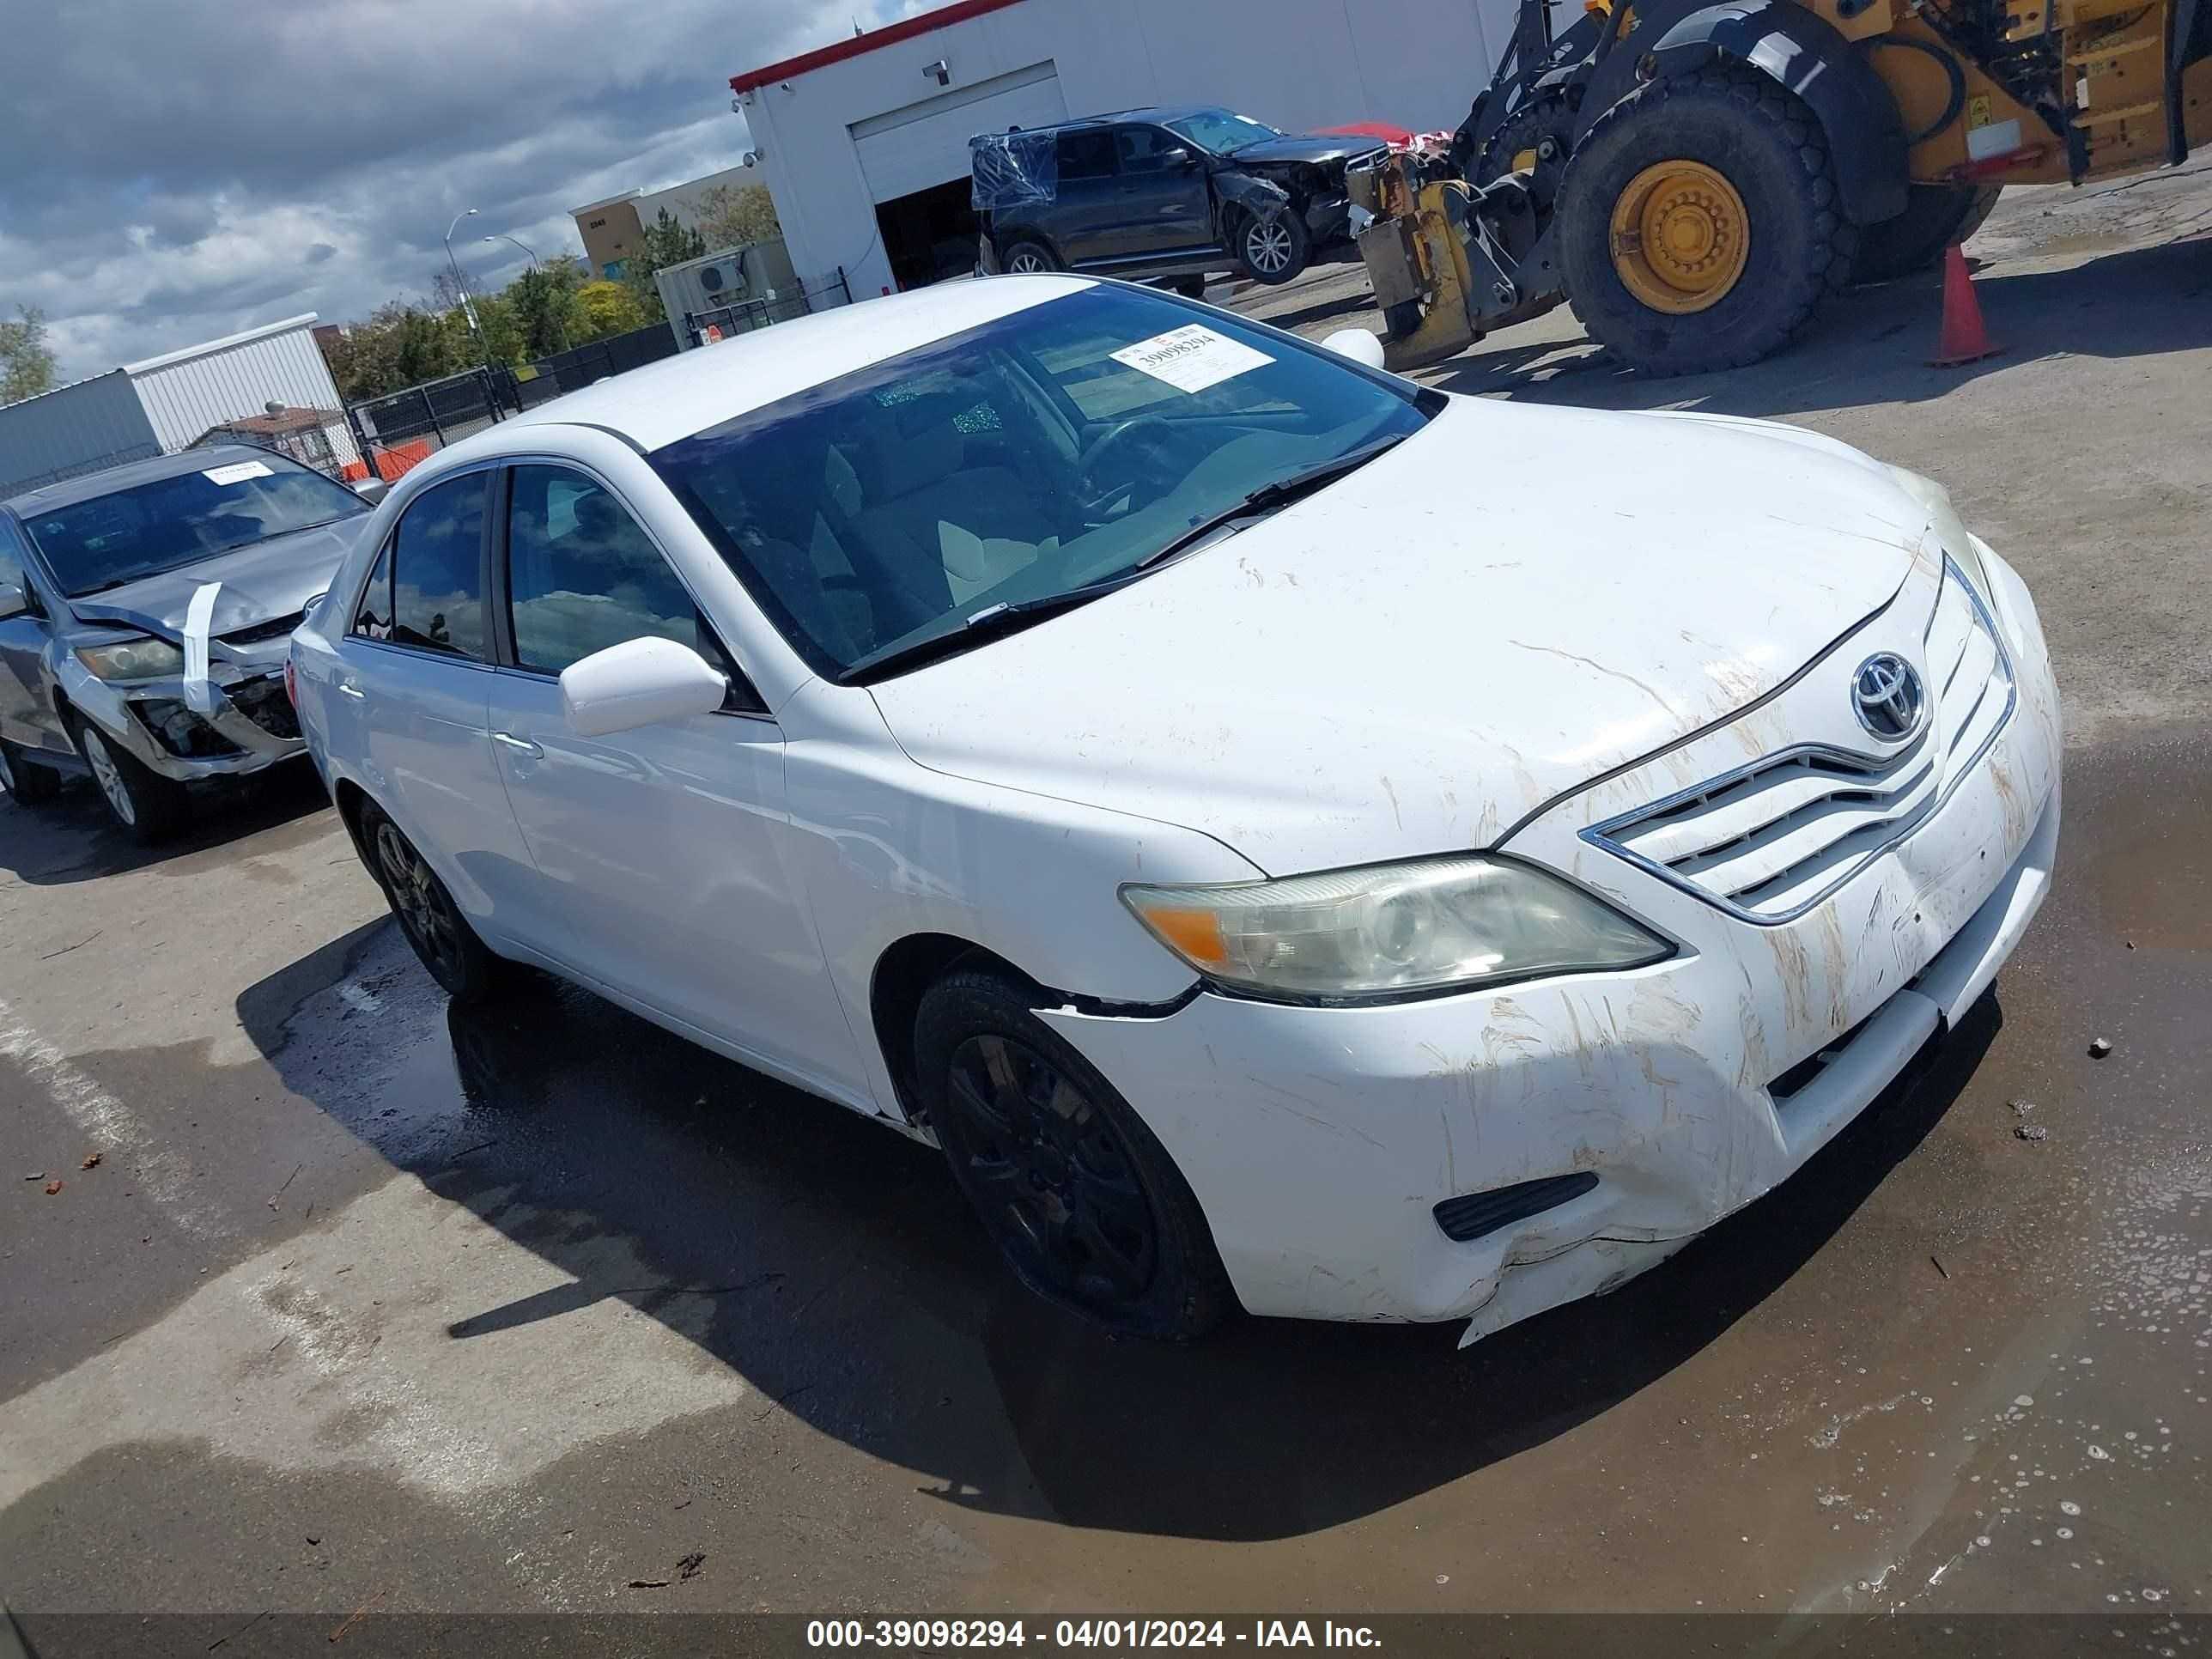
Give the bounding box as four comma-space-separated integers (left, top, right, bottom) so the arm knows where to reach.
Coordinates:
0, 580, 27, 621
353, 477, 390, 505
560, 635, 730, 738
1164, 146, 1196, 170
1322, 328, 1389, 371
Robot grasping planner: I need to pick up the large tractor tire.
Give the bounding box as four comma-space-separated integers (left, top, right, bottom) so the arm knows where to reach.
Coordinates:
1555, 65, 1858, 376
1470, 94, 1579, 328
1851, 184, 2002, 283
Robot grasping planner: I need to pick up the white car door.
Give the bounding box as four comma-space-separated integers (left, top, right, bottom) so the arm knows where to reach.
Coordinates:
480, 459, 862, 1099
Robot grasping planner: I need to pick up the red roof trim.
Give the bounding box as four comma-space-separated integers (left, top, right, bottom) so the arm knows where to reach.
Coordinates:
731, 0, 1028, 94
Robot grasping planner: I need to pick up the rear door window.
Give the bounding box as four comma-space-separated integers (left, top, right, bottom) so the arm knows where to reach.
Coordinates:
1055, 129, 1117, 183
389, 473, 488, 659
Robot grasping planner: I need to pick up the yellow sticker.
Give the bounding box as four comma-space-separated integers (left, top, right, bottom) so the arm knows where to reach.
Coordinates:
1968, 93, 1993, 129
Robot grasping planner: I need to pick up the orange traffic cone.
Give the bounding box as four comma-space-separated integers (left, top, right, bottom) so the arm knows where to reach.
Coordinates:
1929, 243, 2002, 367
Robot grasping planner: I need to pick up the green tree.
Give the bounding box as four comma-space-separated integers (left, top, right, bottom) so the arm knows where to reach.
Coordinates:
694, 183, 782, 252
507, 256, 585, 359
623, 207, 708, 325
574, 280, 648, 342
0, 306, 58, 405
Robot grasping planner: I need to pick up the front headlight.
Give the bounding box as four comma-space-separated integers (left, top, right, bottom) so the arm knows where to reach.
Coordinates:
75, 636, 185, 682
1121, 855, 1672, 1001
1885, 465, 1993, 600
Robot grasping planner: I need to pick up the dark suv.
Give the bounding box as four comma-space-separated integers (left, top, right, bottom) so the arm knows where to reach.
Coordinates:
972, 106, 1385, 289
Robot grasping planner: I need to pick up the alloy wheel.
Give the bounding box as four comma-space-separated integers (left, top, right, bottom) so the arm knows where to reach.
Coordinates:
1007, 250, 1049, 274
943, 1033, 1159, 1310
374, 820, 466, 984
80, 728, 134, 826
1245, 216, 1294, 276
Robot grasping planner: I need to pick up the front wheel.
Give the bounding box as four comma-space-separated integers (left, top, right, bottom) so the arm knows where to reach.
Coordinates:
1555, 66, 1858, 375
915, 968, 1233, 1340
357, 800, 514, 1002
73, 720, 189, 842
1237, 207, 1310, 285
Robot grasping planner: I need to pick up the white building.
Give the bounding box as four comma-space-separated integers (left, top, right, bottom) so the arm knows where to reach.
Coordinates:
0, 313, 360, 497
731, 0, 1510, 299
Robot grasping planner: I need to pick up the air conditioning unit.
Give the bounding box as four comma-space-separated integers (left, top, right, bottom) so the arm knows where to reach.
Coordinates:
696, 258, 750, 300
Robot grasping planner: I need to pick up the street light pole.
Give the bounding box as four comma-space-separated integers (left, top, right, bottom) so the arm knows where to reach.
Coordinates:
442, 208, 483, 356
485, 233, 570, 355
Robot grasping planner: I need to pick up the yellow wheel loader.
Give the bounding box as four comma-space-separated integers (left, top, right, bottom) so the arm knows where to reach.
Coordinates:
1352, 0, 2212, 374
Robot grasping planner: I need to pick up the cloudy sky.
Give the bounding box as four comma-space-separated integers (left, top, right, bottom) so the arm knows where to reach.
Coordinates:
0, 0, 929, 381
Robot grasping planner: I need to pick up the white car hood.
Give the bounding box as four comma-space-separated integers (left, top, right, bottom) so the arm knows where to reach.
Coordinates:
868, 397, 1933, 876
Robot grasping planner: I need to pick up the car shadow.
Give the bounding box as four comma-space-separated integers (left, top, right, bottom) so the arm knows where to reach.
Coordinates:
237, 931, 1998, 1541
0, 760, 332, 886
1422, 234, 2212, 416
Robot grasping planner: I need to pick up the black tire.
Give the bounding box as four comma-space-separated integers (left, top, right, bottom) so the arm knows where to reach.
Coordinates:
1168, 275, 1207, 299
0, 739, 63, 805
1556, 66, 1859, 376
915, 967, 1233, 1341
356, 799, 514, 1003
70, 719, 189, 842
1237, 205, 1310, 285
1000, 239, 1060, 276
1851, 184, 2002, 284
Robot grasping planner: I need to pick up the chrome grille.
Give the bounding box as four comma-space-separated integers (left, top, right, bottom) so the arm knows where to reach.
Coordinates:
1585, 560, 2014, 924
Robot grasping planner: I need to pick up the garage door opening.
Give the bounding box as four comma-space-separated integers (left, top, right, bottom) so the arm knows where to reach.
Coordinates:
875, 178, 981, 290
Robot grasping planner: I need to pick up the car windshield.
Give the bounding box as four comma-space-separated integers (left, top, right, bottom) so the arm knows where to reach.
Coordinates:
650, 284, 1434, 682
24, 456, 370, 598
1165, 109, 1284, 154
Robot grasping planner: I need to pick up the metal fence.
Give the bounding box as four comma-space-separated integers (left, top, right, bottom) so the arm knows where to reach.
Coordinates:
683, 268, 850, 349
342, 323, 690, 482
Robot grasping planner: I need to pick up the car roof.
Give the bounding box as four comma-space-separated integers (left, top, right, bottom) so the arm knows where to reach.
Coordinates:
468, 273, 1098, 457
996, 106, 1224, 137
3, 443, 295, 515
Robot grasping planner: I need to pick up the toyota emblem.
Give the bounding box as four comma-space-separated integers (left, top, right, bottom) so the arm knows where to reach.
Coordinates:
1852, 653, 1927, 742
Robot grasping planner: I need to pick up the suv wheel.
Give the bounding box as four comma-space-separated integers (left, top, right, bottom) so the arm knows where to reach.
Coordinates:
1001, 240, 1060, 275
1237, 208, 1310, 285
73, 720, 189, 842
0, 739, 63, 805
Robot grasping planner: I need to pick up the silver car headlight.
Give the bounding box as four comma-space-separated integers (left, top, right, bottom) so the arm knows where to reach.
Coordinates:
1121, 855, 1672, 1001
1886, 465, 1993, 601
75, 636, 185, 682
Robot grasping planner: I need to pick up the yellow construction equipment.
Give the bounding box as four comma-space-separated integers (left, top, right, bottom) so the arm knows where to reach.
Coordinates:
1352, 0, 2212, 374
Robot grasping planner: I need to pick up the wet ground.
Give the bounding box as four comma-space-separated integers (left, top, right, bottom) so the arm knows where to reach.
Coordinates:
2, 165, 2209, 1632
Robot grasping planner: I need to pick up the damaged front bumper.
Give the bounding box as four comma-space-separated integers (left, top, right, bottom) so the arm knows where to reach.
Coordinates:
1036, 539, 2062, 1342
59, 650, 306, 781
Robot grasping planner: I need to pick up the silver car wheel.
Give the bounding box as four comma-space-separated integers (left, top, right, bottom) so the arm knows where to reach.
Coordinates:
81, 727, 135, 826
1245, 217, 1294, 276
1008, 250, 1049, 274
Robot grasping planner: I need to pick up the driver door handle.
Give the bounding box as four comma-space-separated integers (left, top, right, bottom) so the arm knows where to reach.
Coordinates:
337, 681, 366, 700
492, 732, 543, 758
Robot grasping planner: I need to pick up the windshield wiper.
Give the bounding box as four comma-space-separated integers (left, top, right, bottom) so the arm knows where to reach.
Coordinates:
841, 584, 1132, 684
842, 434, 1409, 684
1129, 433, 1412, 574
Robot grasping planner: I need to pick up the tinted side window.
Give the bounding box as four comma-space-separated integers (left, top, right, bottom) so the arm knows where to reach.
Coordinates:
351, 542, 393, 639
1056, 129, 1116, 182
1115, 125, 1184, 174
505, 465, 708, 676
390, 474, 487, 659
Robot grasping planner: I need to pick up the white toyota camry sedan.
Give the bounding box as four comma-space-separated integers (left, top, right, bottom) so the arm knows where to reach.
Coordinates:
292, 274, 2060, 1345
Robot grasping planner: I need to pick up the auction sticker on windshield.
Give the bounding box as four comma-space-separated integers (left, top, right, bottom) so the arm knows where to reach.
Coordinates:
201, 460, 273, 486
1110, 325, 1273, 394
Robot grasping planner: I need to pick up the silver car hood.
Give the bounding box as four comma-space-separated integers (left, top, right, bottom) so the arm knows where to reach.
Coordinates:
65, 518, 371, 649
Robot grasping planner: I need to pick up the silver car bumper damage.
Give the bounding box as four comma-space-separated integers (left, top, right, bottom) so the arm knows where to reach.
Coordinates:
57, 652, 305, 781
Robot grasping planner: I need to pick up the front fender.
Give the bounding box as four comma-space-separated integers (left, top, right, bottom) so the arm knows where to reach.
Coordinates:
1582, 0, 1910, 226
